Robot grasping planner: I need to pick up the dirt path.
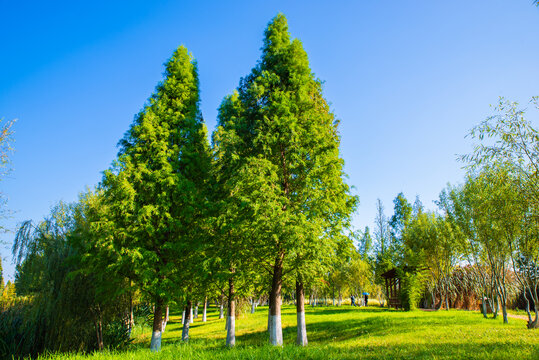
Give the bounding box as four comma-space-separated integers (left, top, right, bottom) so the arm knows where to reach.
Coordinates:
419, 308, 529, 322
507, 313, 528, 321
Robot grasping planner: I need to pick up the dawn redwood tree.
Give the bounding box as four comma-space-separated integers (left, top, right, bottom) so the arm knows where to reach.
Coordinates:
102, 46, 211, 351
214, 14, 356, 346
212, 106, 278, 347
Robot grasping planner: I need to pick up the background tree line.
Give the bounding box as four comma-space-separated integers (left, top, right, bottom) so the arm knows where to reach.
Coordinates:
367, 97, 539, 329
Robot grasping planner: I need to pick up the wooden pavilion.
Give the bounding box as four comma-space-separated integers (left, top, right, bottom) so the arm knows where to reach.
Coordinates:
381, 268, 402, 309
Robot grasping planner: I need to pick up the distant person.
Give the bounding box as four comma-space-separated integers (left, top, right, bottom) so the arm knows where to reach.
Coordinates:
351, 295, 356, 306
364, 293, 369, 306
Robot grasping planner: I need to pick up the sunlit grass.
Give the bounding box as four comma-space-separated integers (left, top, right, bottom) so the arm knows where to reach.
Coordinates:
40, 304, 539, 359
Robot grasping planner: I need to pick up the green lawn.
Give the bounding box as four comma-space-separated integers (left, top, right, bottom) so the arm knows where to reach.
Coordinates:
41, 305, 539, 359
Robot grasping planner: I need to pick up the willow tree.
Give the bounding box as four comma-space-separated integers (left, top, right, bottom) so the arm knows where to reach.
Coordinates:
215, 14, 356, 346
102, 46, 211, 351
461, 98, 539, 326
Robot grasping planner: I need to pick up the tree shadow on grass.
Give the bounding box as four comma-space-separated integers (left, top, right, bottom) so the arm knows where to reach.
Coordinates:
229, 315, 420, 347
126, 309, 539, 360
304, 306, 394, 316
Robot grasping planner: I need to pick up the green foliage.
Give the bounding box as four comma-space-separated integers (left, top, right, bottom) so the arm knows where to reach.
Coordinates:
398, 269, 425, 311
3, 200, 133, 358
101, 45, 211, 305
213, 14, 357, 319
385, 193, 412, 268
462, 97, 539, 204
102, 320, 133, 350
389, 193, 412, 245
358, 226, 373, 261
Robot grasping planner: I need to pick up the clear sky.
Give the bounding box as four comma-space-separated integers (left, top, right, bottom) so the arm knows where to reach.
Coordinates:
1, 1, 538, 280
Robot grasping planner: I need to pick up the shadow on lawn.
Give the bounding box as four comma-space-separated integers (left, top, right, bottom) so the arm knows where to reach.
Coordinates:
304, 306, 393, 316
158, 307, 461, 347
227, 313, 420, 346
127, 308, 539, 360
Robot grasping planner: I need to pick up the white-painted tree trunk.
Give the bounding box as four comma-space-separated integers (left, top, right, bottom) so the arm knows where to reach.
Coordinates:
202, 299, 207, 322
219, 303, 224, 319
226, 273, 236, 347
128, 291, 134, 339
150, 300, 164, 352
269, 258, 283, 346
182, 301, 192, 342
194, 305, 198, 319
182, 310, 185, 325
296, 279, 308, 346
269, 315, 282, 345
150, 330, 162, 352
251, 299, 256, 314
162, 305, 169, 333
296, 311, 307, 346
226, 316, 235, 347
181, 319, 190, 342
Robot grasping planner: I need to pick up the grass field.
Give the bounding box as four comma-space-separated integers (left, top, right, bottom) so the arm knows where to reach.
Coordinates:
40, 305, 539, 360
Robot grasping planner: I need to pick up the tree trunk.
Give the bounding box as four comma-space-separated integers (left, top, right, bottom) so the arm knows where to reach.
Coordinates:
162, 305, 169, 333
269, 255, 284, 346
194, 303, 199, 319
226, 276, 236, 347
128, 292, 134, 338
219, 292, 225, 319
296, 279, 308, 346
150, 299, 163, 352
498, 288, 508, 324
182, 310, 185, 325
98, 313, 104, 351
481, 295, 488, 319
182, 300, 192, 342
93, 308, 104, 351
528, 308, 539, 329
502, 303, 508, 324
203, 297, 207, 322
251, 298, 256, 314
267, 289, 273, 331
338, 288, 342, 307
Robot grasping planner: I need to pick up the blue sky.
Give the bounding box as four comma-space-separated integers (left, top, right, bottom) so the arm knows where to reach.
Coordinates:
1, 1, 538, 280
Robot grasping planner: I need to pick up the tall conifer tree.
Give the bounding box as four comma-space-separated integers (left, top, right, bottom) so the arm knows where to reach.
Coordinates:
215, 14, 356, 346
102, 46, 211, 351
